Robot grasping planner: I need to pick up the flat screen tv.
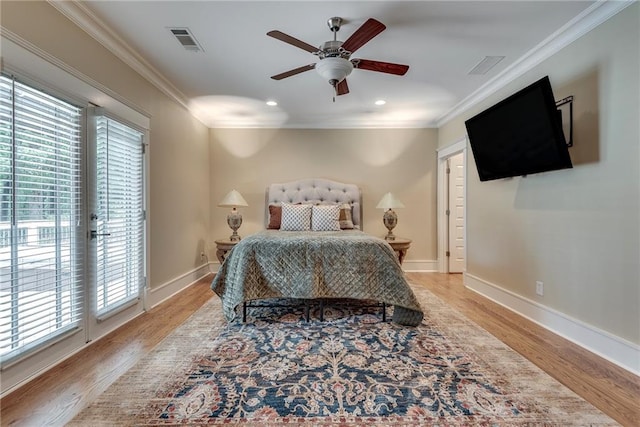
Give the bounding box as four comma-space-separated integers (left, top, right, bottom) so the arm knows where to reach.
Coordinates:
465, 76, 572, 182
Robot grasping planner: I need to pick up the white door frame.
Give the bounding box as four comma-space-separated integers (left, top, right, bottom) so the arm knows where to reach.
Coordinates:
437, 137, 468, 273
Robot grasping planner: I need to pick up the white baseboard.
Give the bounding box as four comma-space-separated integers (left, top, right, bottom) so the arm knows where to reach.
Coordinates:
148, 263, 213, 309
464, 273, 640, 376
403, 259, 438, 272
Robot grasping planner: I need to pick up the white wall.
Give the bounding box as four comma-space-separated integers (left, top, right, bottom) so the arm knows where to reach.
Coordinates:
438, 4, 639, 359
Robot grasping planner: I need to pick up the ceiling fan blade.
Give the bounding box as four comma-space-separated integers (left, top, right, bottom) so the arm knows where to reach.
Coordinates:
267, 30, 319, 54
341, 18, 386, 54
336, 79, 349, 96
270, 63, 316, 80
353, 59, 409, 76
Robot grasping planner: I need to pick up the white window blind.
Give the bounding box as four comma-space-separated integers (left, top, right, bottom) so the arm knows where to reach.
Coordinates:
0, 75, 83, 362
95, 116, 144, 315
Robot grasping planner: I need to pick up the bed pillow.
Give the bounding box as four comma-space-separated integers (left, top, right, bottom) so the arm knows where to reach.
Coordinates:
280, 202, 312, 231
311, 204, 342, 231
267, 204, 282, 229
338, 203, 355, 229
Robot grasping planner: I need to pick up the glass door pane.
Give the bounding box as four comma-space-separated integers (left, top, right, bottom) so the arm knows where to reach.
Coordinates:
93, 116, 144, 317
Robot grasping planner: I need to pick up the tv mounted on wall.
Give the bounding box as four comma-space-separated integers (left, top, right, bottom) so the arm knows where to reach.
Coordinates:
465, 76, 572, 182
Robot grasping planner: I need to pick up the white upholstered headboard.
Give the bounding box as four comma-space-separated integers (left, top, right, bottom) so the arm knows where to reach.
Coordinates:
266, 178, 363, 229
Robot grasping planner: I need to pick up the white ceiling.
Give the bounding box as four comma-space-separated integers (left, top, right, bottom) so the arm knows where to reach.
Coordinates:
68, 1, 600, 129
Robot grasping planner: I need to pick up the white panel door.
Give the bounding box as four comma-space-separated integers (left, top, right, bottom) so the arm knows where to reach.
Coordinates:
448, 152, 465, 273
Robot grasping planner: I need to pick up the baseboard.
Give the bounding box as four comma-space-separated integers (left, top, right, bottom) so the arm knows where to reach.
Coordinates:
403, 260, 438, 272
148, 263, 213, 308
464, 273, 640, 376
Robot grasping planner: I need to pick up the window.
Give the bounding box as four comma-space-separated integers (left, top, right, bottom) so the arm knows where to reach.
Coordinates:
0, 75, 83, 362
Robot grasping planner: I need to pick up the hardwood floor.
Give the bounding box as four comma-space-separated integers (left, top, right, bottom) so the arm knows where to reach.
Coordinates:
406, 272, 640, 427
1, 272, 638, 426
0, 275, 215, 427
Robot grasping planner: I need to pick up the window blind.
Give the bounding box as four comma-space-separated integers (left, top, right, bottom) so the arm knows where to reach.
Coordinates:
95, 116, 144, 315
0, 75, 83, 362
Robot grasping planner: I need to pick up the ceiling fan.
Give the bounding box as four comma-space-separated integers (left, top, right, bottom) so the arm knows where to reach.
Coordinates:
267, 17, 409, 100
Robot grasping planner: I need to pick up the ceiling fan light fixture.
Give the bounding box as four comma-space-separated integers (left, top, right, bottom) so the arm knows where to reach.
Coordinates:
315, 57, 353, 84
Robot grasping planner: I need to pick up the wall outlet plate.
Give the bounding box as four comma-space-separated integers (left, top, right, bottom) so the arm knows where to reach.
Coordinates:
536, 281, 544, 296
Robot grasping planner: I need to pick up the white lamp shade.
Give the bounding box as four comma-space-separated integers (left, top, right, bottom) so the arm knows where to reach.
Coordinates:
376, 192, 405, 210
316, 57, 353, 83
218, 190, 248, 208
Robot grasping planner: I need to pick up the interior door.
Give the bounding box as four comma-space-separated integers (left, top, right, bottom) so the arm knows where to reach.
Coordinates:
447, 152, 465, 273
87, 113, 145, 337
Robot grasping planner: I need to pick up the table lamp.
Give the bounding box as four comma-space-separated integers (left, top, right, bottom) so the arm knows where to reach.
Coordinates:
376, 192, 405, 241
218, 190, 249, 241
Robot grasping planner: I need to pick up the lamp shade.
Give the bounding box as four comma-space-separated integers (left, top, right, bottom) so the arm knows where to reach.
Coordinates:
376, 192, 405, 210
218, 190, 248, 208
315, 57, 353, 83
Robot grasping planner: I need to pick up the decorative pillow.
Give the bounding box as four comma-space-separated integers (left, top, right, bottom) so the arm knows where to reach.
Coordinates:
267, 204, 282, 229
311, 204, 341, 231
280, 202, 312, 231
338, 203, 355, 229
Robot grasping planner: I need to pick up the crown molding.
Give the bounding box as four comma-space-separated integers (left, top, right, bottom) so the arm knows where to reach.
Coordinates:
435, 0, 635, 128
47, 0, 209, 127
46, 0, 633, 130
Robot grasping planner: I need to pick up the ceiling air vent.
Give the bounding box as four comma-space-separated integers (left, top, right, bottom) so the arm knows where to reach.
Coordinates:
169, 27, 203, 52
468, 56, 505, 75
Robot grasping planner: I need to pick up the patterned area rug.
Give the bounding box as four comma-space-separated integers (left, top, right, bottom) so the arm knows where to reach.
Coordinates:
69, 286, 617, 426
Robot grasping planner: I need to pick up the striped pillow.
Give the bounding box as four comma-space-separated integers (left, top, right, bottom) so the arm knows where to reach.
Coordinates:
338, 203, 354, 229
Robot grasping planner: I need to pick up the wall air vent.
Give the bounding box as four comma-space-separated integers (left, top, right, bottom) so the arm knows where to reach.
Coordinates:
169, 27, 203, 52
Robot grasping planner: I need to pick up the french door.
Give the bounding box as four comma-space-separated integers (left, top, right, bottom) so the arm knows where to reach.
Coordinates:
87, 112, 146, 336
0, 75, 146, 386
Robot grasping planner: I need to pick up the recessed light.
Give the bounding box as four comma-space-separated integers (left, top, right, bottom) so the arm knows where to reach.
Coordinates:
266, 100, 278, 106
375, 100, 386, 106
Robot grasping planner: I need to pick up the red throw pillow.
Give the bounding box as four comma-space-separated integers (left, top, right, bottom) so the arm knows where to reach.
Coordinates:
267, 205, 282, 229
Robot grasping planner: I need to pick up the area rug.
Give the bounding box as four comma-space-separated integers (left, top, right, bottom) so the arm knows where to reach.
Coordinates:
69, 285, 617, 426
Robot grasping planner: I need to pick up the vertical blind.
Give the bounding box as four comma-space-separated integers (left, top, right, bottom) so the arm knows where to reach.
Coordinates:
95, 116, 144, 315
0, 75, 83, 362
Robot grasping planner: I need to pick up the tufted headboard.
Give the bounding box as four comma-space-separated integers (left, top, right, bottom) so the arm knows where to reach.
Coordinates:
265, 178, 363, 229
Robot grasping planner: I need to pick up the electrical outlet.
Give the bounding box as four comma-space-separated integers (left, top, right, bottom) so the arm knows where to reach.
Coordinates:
536, 281, 544, 296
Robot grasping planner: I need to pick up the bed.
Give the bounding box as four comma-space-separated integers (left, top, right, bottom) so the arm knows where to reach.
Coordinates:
210, 178, 424, 326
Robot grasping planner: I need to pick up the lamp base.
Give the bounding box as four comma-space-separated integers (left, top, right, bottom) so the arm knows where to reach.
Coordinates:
227, 210, 243, 242
383, 209, 398, 241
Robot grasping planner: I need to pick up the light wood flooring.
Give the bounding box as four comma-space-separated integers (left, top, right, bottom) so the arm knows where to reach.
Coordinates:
1, 272, 638, 426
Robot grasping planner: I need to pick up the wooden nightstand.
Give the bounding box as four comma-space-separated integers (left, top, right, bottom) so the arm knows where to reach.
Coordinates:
386, 237, 412, 265
215, 239, 239, 263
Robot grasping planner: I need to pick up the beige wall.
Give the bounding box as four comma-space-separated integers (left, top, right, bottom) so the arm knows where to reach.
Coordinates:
1, 1, 211, 289
438, 4, 639, 344
209, 128, 438, 262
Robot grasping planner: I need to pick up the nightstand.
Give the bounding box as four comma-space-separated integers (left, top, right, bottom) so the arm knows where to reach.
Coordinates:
215, 239, 239, 263
386, 237, 412, 265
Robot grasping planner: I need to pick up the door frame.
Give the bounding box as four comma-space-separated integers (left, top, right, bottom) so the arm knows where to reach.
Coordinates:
437, 137, 468, 273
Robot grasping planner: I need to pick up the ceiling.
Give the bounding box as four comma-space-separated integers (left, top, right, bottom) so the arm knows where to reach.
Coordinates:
65, 1, 599, 129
